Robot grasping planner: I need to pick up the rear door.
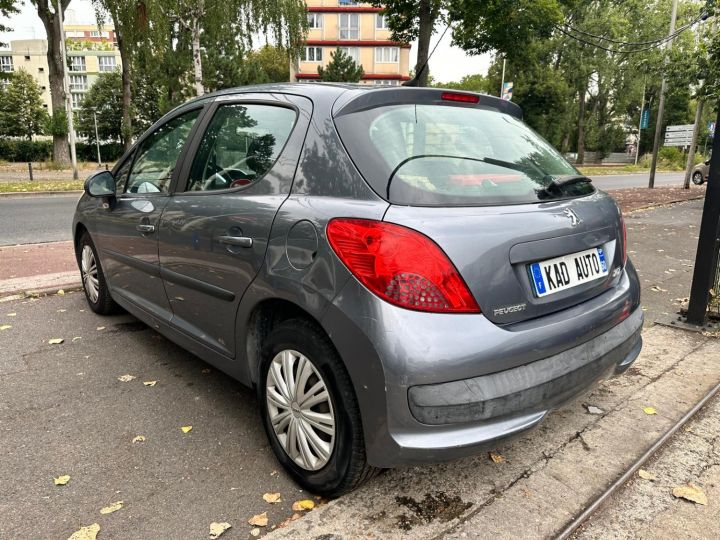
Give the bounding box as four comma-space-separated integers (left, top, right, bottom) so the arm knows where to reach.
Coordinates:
94, 107, 203, 320
158, 94, 311, 357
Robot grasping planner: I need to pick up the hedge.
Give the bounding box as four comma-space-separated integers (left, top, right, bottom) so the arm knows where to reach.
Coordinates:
0, 138, 125, 163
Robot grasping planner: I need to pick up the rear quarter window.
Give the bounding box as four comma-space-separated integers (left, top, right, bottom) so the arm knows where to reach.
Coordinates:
335, 104, 590, 206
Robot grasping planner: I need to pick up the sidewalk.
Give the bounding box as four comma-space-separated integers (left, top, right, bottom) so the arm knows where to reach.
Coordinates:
0, 242, 79, 297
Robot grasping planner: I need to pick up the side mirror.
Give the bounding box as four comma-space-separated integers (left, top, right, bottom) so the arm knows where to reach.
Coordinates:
84, 171, 116, 198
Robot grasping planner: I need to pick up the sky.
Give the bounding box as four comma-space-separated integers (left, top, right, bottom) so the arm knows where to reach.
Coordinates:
0, 0, 492, 83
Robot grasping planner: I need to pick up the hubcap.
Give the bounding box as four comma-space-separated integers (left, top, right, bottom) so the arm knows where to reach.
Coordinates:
81, 245, 100, 304
266, 349, 335, 471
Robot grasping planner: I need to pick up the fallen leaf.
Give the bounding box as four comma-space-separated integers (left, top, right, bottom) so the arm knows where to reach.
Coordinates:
209, 522, 232, 539
117, 374, 136, 382
100, 501, 123, 514
650, 285, 668, 292
643, 406, 657, 415
6, 313, 16, 317
48, 338, 64, 344
638, 469, 656, 481
181, 425, 193, 433
277, 513, 303, 529
67, 523, 100, 540
143, 380, 157, 387
57, 309, 67, 312
0, 324, 11, 331
250, 528, 260, 537
54, 475, 71, 486
57, 289, 65, 296
585, 405, 605, 415
672, 484, 708, 505
72, 336, 82, 342
132, 435, 146, 443
488, 451, 506, 464
263, 492, 282, 504
96, 326, 105, 331
201, 368, 211, 374
248, 512, 268, 527
291, 499, 315, 512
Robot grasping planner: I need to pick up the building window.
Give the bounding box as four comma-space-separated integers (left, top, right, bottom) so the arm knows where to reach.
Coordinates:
0, 56, 13, 72
373, 79, 400, 86
68, 56, 86, 72
308, 13, 323, 29
69, 75, 87, 91
302, 46, 323, 62
98, 56, 116, 72
38, 67, 44, 72
339, 0, 360, 5
24, 55, 31, 60
375, 46, 399, 63
376, 14, 389, 29
90, 30, 100, 37
338, 47, 359, 63
71, 93, 84, 109
339, 13, 359, 40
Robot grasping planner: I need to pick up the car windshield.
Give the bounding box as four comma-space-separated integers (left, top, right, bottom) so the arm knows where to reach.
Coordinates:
335, 103, 593, 206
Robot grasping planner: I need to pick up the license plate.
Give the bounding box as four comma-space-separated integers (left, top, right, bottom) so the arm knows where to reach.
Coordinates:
529, 247, 608, 298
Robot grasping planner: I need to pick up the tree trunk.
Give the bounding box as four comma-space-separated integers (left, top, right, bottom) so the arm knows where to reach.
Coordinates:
192, 3, 204, 96
117, 33, 133, 150
683, 98, 705, 189
36, 0, 70, 165
415, 0, 433, 87
576, 84, 587, 165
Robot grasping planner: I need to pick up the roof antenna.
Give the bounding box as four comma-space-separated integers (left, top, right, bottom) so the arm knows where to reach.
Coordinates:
403, 23, 451, 87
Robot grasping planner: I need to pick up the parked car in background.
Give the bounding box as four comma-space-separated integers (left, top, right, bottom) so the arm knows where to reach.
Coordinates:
692, 159, 710, 185
73, 84, 643, 496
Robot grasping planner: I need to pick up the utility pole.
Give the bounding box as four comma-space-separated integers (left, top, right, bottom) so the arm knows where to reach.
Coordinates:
57, 0, 78, 181
93, 112, 101, 166
635, 79, 646, 166
500, 56, 506, 98
648, 0, 679, 189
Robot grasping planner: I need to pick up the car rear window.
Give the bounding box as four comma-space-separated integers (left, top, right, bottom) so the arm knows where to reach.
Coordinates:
334, 104, 593, 206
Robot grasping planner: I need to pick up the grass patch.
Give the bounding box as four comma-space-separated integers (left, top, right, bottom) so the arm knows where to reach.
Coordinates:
577, 165, 683, 176
0, 180, 84, 193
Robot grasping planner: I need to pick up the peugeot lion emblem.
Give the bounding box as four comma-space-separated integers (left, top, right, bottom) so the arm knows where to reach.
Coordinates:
564, 208, 581, 227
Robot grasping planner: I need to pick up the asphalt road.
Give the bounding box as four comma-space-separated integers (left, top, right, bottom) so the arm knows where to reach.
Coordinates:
0, 172, 686, 246
0, 194, 78, 246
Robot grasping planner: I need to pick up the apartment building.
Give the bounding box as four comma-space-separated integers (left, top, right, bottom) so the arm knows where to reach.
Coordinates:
0, 25, 121, 112
294, 0, 411, 85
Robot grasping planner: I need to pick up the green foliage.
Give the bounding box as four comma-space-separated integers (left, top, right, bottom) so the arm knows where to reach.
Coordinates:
318, 48, 364, 82
0, 138, 124, 162
76, 72, 124, 143
0, 69, 48, 139
46, 108, 69, 137
437, 74, 491, 93
248, 45, 291, 83
0, 0, 20, 47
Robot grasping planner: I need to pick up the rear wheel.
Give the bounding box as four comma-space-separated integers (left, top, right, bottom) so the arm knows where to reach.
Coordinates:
77, 232, 119, 315
692, 171, 705, 185
258, 318, 379, 497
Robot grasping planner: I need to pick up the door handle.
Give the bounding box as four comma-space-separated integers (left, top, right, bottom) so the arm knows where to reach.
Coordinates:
136, 224, 155, 233
217, 235, 253, 248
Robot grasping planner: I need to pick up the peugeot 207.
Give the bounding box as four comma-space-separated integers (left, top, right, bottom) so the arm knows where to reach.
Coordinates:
73, 84, 642, 496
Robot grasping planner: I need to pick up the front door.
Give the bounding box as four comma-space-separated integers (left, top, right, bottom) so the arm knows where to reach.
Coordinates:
95, 107, 203, 320
158, 95, 310, 356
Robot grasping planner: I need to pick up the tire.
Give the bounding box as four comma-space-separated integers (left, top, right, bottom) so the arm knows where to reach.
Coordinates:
77, 231, 119, 315
258, 318, 379, 497
692, 171, 705, 185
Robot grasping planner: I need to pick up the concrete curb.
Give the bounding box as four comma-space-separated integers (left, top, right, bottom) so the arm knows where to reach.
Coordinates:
625, 195, 705, 215
0, 190, 83, 198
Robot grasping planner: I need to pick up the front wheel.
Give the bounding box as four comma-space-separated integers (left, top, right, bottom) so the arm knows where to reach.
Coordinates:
258, 319, 379, 497
692, 171, 705, 185
77, 232, 119, 315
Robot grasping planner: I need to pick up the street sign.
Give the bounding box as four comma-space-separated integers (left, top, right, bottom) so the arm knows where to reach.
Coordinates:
664, 124, 694, 147
640, 107, 650, 129
665, 124, 694, 132
502, 81, 513, 101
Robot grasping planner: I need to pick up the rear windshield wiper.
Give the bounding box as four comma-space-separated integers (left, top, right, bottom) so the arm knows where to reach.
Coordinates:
537, 174, 593, 199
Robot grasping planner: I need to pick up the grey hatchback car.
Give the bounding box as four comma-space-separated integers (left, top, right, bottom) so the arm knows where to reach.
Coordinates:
74, 84, 642, 496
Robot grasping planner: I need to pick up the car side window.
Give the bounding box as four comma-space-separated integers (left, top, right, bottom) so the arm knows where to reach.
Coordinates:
185, 104, 296, 192
112, 152, 134, 195
125, 109, 201, 194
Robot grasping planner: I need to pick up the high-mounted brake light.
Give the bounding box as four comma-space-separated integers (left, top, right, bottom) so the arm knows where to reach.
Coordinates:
326, 218, 481, 313
441, 91, 480, 104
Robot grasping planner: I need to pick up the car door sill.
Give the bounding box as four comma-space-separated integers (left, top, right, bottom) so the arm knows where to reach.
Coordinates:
159, 267, 236, 302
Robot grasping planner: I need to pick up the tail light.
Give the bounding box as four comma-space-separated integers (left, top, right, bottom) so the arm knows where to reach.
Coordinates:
620, 212, 628, 266
326, 218, 480, 313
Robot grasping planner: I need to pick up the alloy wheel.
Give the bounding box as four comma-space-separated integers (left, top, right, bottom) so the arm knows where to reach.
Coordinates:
81, 244, 100, 304
266, 349, 336, 471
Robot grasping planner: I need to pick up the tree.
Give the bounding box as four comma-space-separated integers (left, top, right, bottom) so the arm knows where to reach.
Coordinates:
0, 69, 48, 139
248, 45, 292, 82
0, 0, 20, 47
76, 72, 124, 144
318, 48, 364, 82
30, 0, 72, 164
